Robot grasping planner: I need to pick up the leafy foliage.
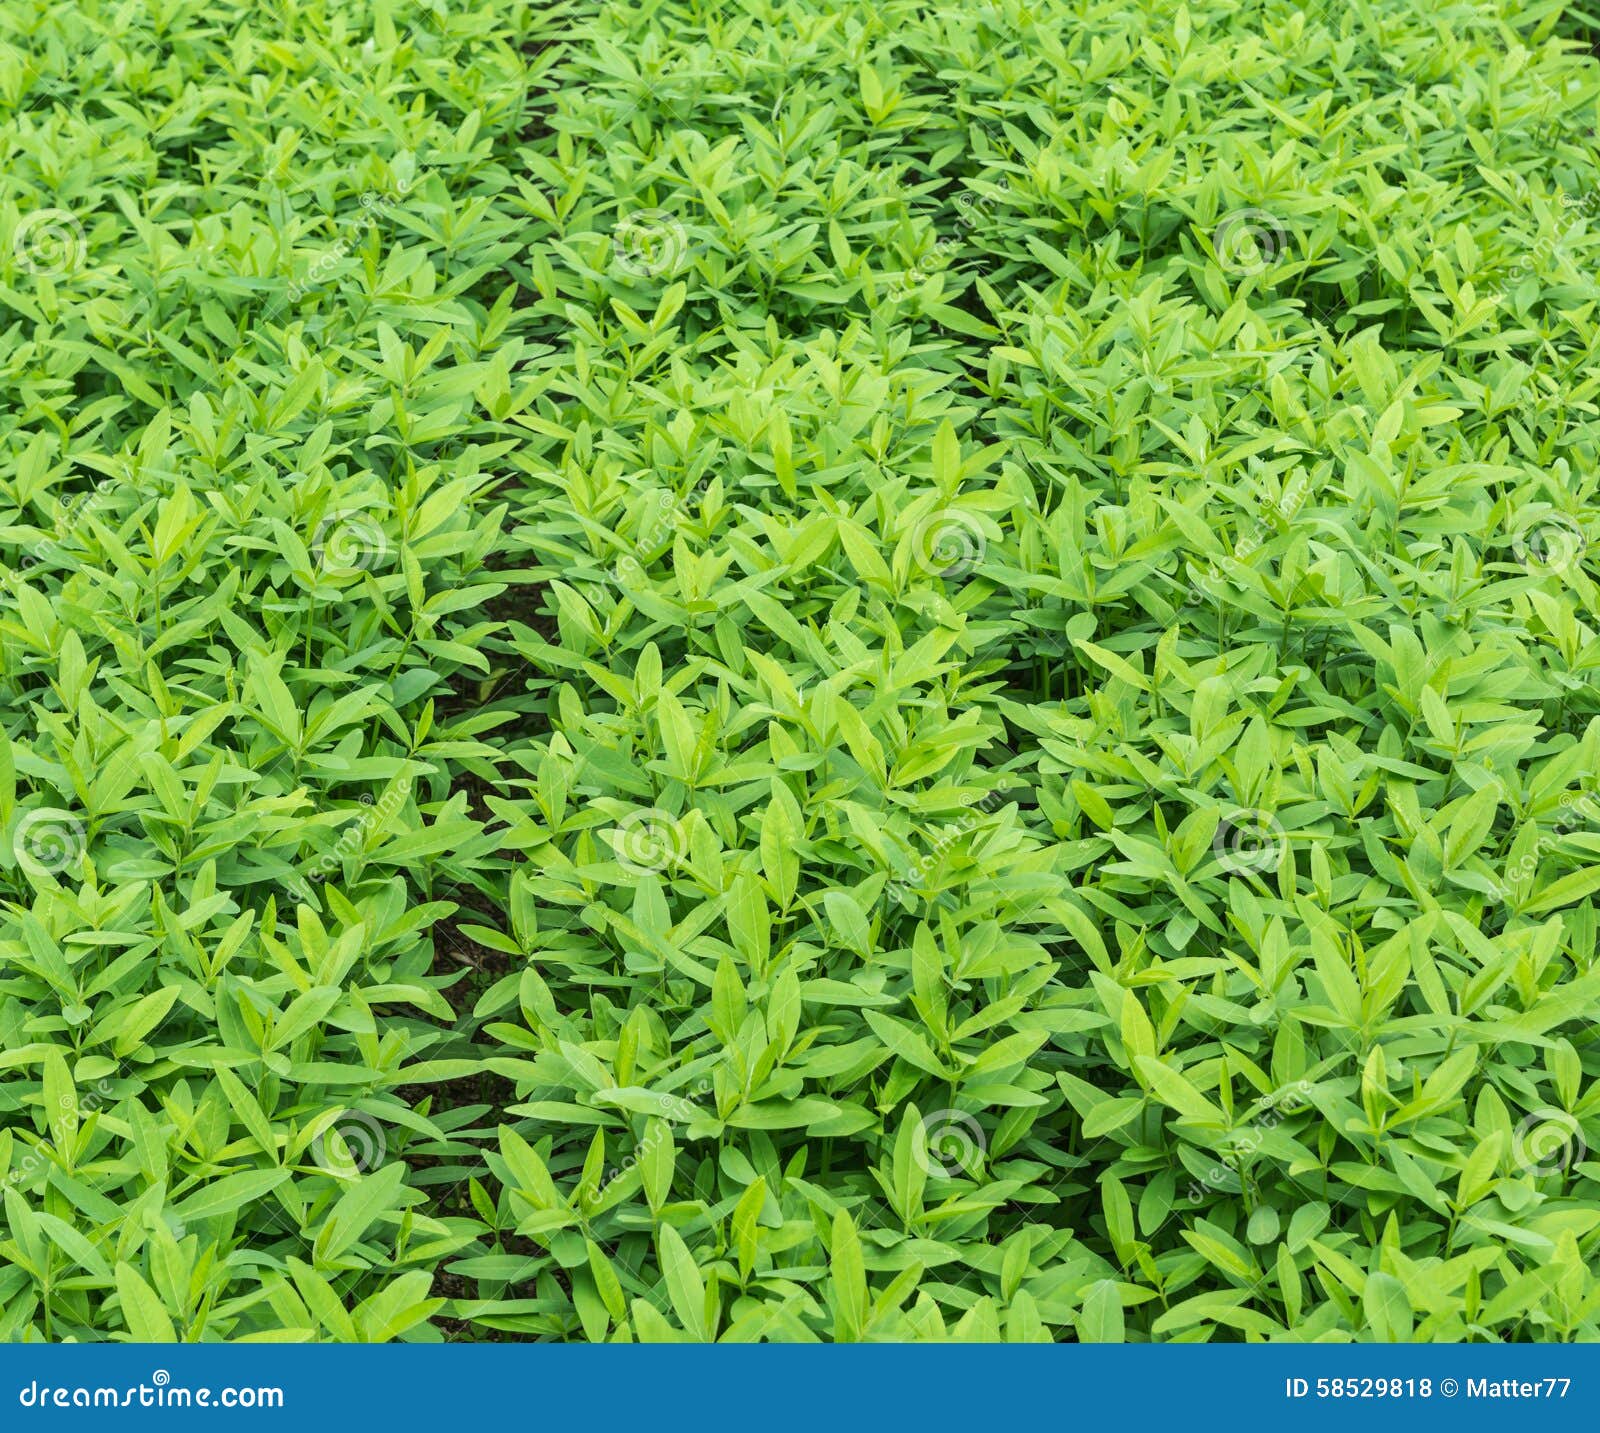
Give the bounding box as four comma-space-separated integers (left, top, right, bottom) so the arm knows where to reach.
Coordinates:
3, 0, 1600, 1342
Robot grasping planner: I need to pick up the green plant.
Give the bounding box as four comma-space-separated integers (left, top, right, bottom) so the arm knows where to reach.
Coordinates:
2, 0, 1600, 1344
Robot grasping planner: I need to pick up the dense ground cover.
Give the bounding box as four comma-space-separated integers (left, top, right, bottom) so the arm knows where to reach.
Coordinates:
3, 0, 1600, 1342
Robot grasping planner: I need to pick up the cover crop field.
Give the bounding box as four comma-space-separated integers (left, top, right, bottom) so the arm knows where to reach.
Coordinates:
2, 0, 1600, 1343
